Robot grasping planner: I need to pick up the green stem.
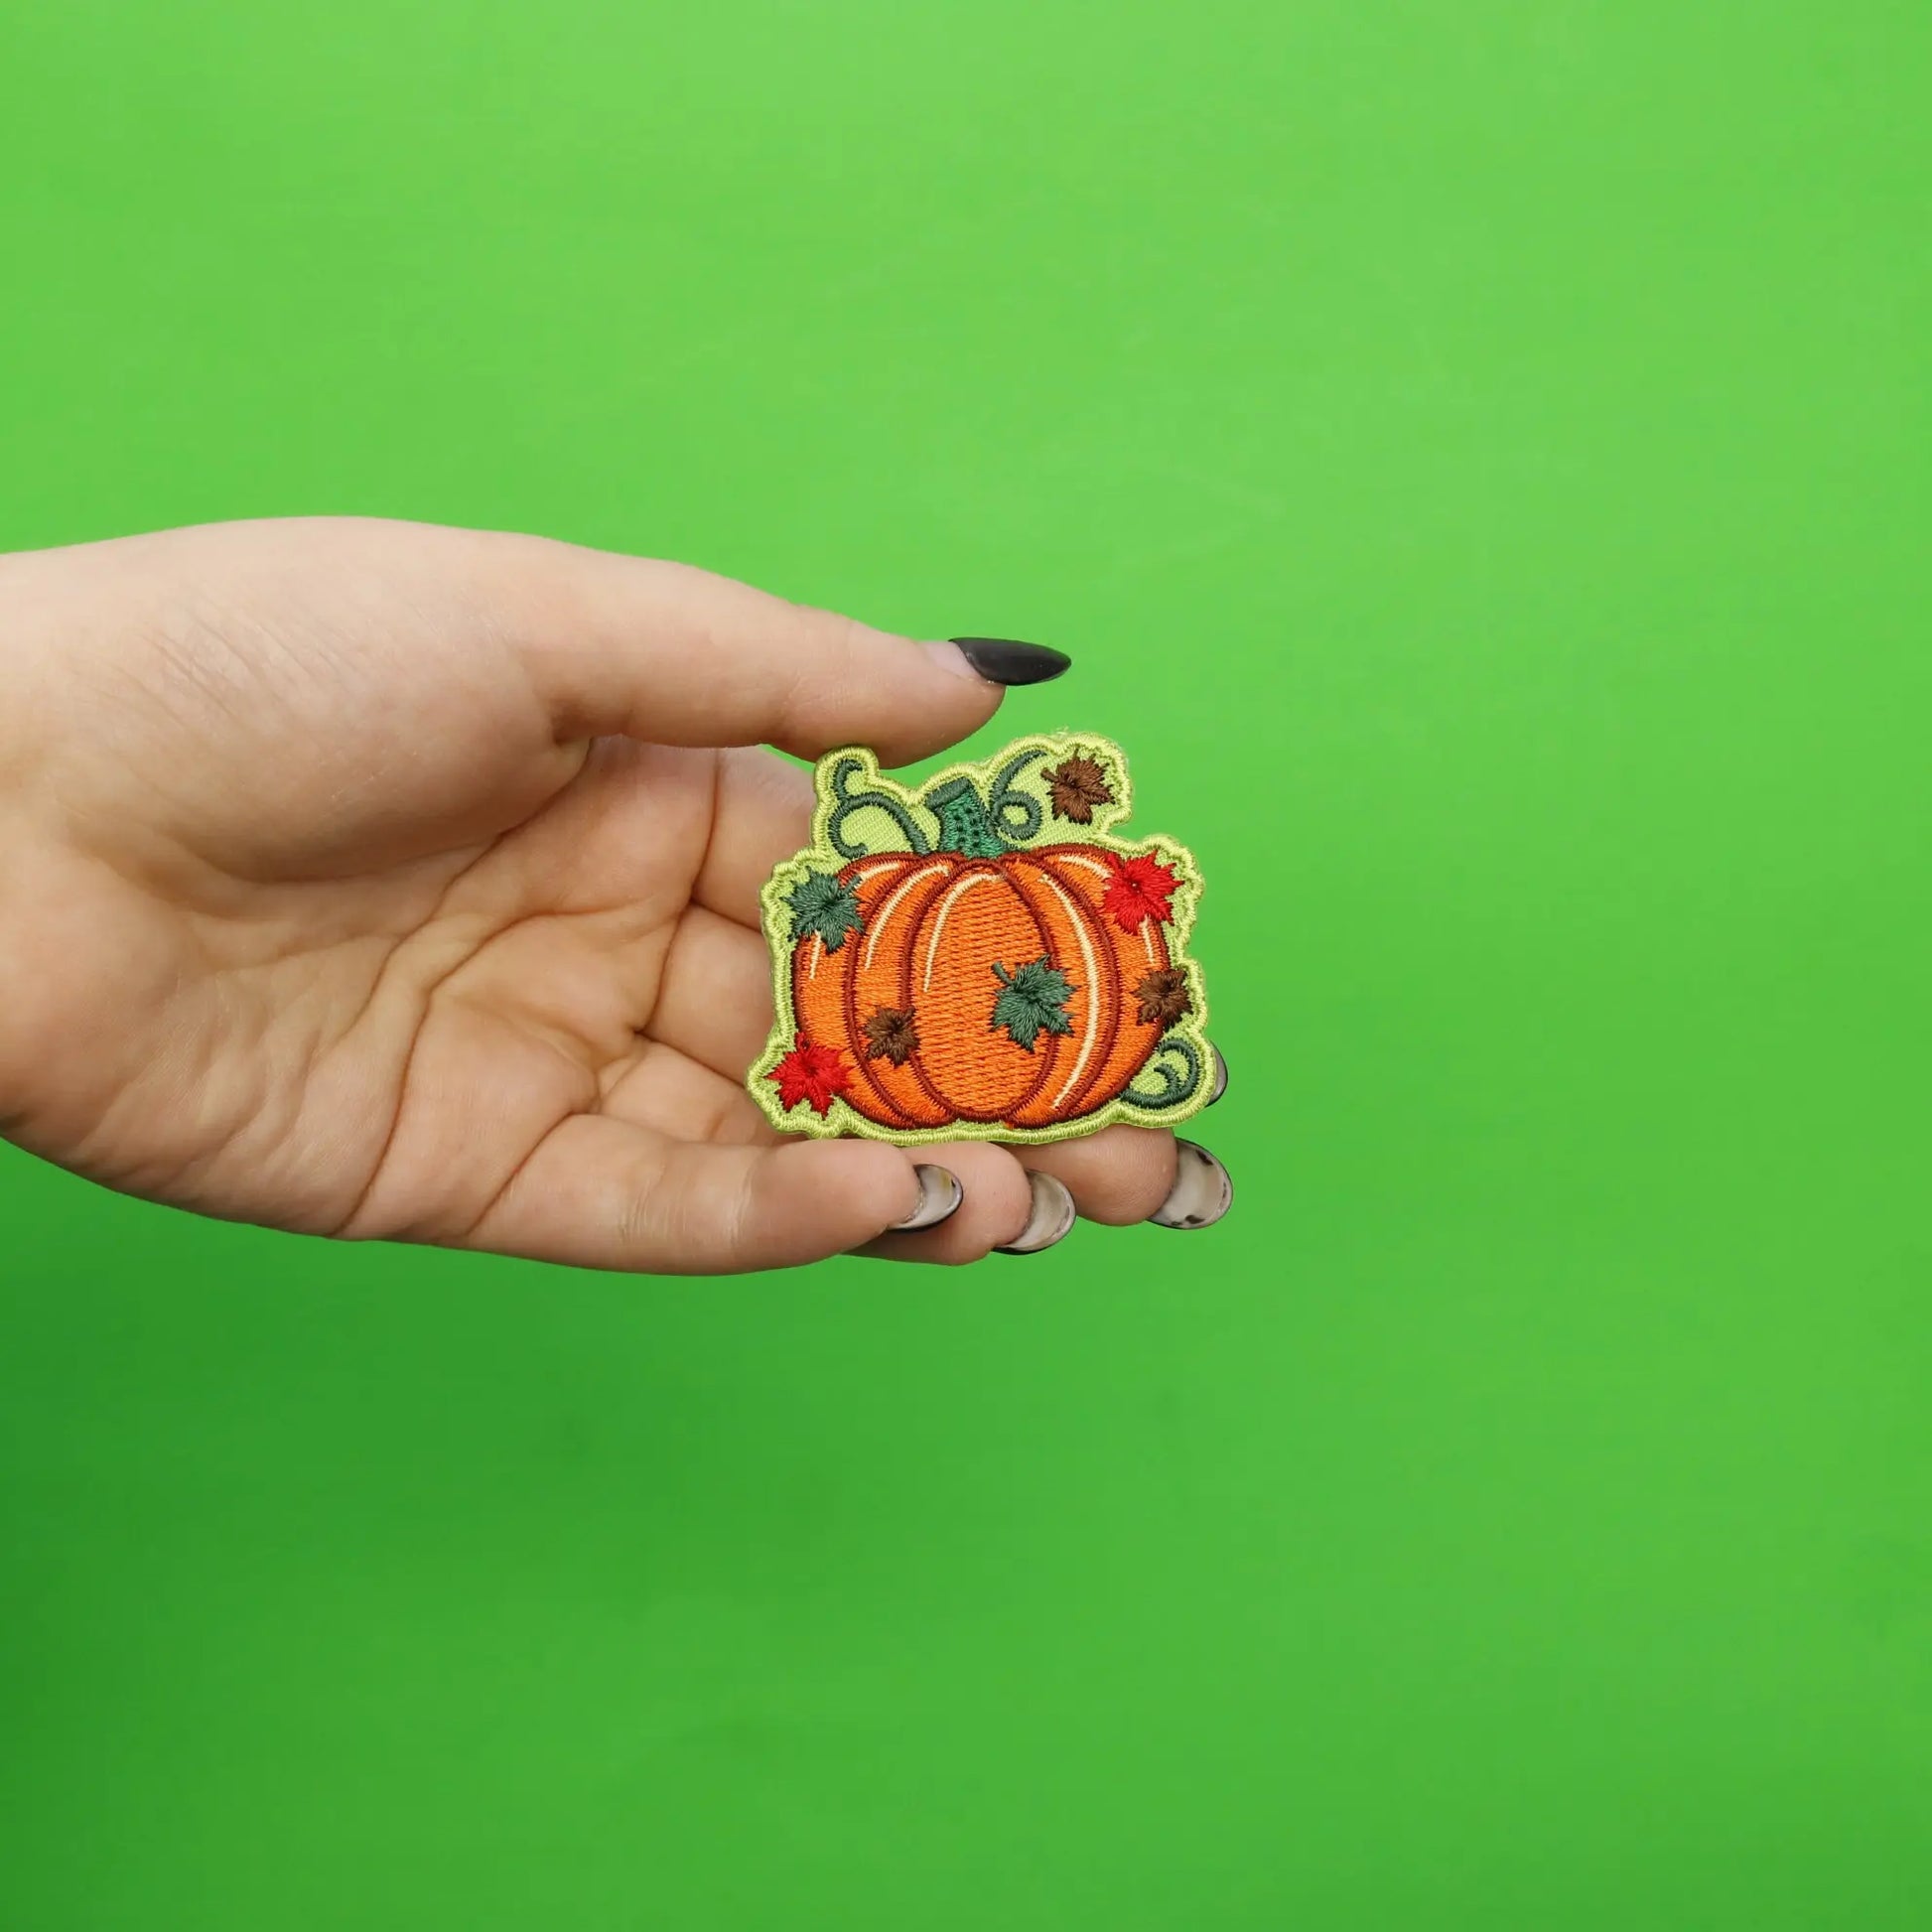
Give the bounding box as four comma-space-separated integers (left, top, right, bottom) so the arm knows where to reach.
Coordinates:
923, 776, 1010, 858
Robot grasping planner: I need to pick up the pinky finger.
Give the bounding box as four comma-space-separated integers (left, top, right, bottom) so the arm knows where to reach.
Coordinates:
464, 1115, 922, 1275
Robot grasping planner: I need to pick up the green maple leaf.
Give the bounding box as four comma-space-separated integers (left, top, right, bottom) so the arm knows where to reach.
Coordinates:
990, 956, 1076, 1051
787, 869, 864, 952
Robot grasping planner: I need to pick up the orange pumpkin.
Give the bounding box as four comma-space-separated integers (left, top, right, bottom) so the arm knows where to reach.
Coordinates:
790, 834, 1178, 1132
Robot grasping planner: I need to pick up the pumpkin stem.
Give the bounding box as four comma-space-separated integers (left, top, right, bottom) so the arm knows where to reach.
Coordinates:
923, 776, 1009, 858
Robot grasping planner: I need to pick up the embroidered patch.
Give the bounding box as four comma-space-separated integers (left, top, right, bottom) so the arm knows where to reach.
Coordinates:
749, 735, 1212, 1145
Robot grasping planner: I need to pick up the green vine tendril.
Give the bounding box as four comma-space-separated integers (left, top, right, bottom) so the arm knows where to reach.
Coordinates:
826, 756, 933, 858
1124, 1034, 1203, 1111
985, 746, 1047, 844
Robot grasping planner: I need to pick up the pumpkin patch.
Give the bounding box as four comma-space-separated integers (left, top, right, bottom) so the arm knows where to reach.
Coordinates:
751, 736, 1211, 1146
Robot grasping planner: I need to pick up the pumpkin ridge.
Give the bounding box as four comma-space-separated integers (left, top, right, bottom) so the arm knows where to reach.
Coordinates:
858, 857, 950, 976
840, 857, 948, 1128
1019, 854, 1120, 1120
840, 930, 912, 1129
899, 870, 999, 1120
1034, 846, 1146, 1118
998, 866, 1072, 1123
1035, 858, 1128, 1128
1092, 896, 1172, 1111
789, 931, 850, 1112
876, 863, 961, 1125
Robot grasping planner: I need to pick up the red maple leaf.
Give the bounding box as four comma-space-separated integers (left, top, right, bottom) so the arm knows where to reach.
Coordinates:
1102, 852, 1179, 930
768, 1036, 853, 1115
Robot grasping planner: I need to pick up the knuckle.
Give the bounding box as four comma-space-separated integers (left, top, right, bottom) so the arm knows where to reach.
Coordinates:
1079, 1136, 1180, 1226
930, 1162, 1032, 1261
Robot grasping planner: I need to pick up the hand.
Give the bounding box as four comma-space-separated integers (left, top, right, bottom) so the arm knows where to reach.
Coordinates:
0, 518, 1227, 1273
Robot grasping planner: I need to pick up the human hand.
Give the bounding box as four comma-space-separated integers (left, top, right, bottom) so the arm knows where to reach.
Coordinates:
0, 519, 1228, 1272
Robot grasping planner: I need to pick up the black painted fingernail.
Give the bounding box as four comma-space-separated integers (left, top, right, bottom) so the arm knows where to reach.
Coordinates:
1149, 1141, 1232, 1231
947, 637, 1071, 686
892, 1165, 964, 1232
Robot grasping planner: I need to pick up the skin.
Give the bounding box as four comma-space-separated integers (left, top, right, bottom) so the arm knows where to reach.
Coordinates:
0, 518, 1180, 1272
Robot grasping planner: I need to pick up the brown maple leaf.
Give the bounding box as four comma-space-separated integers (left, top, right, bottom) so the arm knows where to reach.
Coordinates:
862, 1005, 921, 1065
1043, 751, 1115, 824
1132, 967, 1192, 1028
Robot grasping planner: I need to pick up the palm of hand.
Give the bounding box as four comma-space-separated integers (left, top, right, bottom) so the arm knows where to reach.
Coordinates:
42, 736, 780, 1246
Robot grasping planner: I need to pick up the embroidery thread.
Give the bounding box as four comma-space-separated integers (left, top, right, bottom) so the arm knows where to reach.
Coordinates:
750, 735, 1212, 1145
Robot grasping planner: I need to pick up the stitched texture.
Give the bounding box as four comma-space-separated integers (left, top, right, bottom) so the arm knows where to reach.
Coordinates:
750, 735, 1213, 1146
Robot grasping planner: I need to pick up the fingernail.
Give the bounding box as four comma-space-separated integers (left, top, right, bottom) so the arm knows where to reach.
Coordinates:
994, 1171, 1077, 1255
1208, 1047, 1228, 1105
942, 636, 1071, 686
1149, 1141, 1232, 1230
892, 1164, 964, 1232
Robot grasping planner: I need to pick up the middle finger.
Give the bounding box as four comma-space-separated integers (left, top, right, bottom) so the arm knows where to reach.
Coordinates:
1012, 1124, 1180, 1226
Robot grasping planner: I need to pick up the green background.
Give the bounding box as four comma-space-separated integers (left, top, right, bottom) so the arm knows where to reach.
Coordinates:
3, 0, 1929, 1924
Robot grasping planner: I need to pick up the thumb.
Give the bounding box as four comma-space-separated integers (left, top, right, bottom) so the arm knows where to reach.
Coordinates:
475, 531, 1068, 766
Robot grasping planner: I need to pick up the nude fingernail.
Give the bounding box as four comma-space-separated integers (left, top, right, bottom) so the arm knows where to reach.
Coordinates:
1148, 1141, 1232, 1230
892, 1164, 964, 1232
994, 1171, 1078, 1255
1207, 1047, 1228, 1105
